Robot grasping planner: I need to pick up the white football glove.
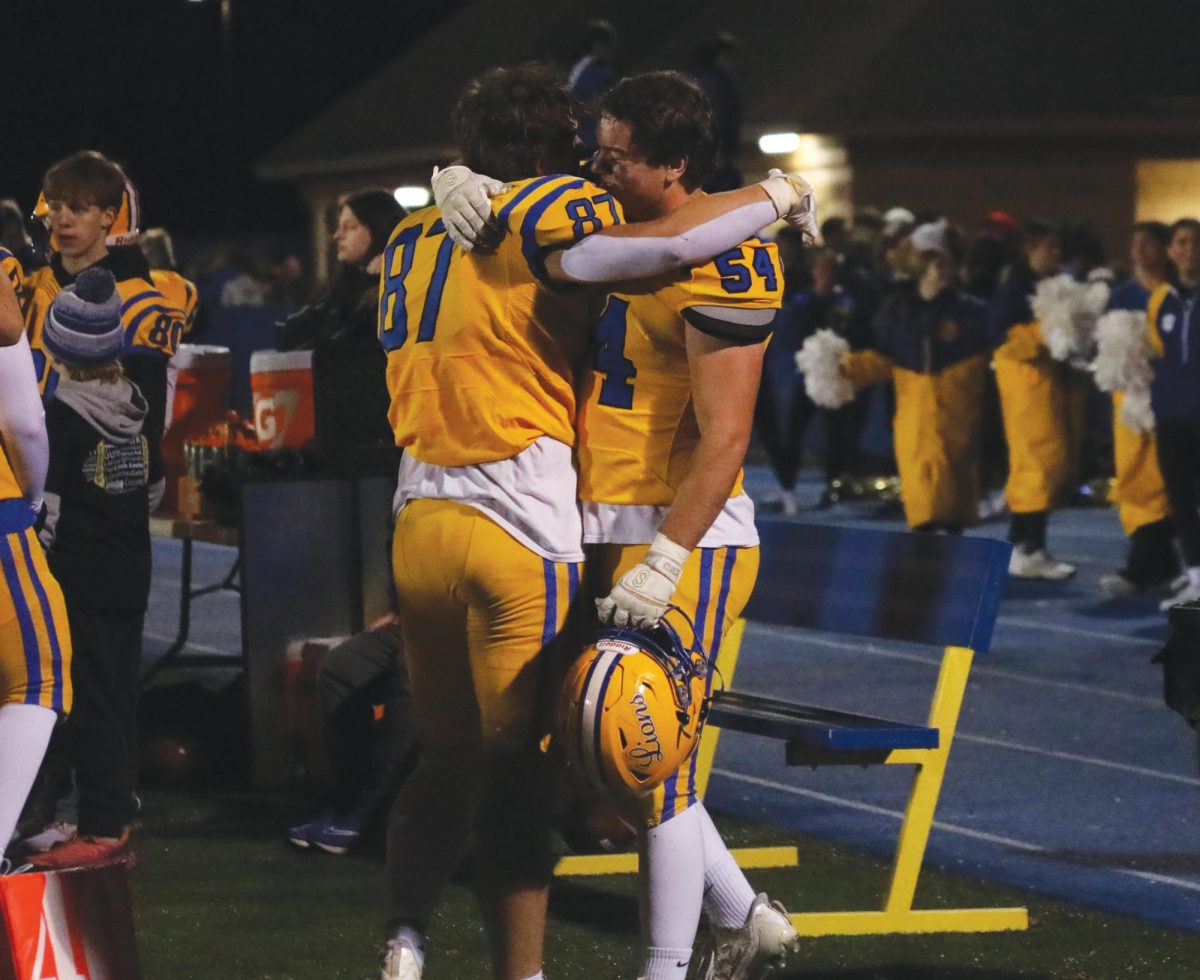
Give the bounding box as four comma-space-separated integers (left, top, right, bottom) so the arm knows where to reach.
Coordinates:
759, 169, 820, 245
596, 533, 690, 629
431, 164, 508, 251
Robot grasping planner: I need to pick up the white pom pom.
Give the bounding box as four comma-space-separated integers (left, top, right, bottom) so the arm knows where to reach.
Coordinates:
795, 329, 855, 408
1120, 389, 1156, 435
1031, 274, 1103, 363
1092, 309, 1153, 393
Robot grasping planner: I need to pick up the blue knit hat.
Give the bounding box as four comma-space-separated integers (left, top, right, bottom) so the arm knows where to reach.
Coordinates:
44, 267, 125, 367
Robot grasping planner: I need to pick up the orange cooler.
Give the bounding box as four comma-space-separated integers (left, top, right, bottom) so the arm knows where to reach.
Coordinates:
250, 349, 315, 450
162, 344, 232, 511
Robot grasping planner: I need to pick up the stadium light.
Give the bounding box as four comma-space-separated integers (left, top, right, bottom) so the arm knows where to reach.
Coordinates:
758, 132, 802, 155
394, 186, 432, 209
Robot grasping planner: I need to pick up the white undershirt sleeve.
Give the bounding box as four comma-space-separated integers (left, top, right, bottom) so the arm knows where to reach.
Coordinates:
558, 199, 778, 284
0, 333, 49, 506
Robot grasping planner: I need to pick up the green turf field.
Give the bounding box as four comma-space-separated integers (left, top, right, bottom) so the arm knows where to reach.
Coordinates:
131, 789, 1200, 979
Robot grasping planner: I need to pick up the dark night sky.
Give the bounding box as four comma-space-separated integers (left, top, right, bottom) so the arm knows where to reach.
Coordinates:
4, 1, 463, 241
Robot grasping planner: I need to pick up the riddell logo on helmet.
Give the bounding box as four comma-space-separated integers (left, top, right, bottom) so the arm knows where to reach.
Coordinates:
628, 691, 664, 769
597, 638, 641, 656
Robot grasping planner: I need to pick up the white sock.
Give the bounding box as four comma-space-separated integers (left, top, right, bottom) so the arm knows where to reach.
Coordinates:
640, 804, 705, 970
518, 973, 544, 980
643, 947, 692, 980
387, 925, 425, 970
0, 703, 57, 862
1188, 566, 1200, 590
695, 803, 756, 928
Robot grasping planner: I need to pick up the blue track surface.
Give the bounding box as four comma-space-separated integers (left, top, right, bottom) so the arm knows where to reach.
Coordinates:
143, 468, 1200, 931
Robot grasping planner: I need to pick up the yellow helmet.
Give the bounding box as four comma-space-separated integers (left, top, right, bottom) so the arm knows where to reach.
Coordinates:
557, 618, 711, 803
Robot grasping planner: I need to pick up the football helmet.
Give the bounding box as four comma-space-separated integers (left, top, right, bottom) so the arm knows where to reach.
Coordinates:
557, 612, 712, 802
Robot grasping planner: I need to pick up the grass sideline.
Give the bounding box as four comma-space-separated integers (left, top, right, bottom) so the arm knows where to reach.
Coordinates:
132, 789, 1200, 979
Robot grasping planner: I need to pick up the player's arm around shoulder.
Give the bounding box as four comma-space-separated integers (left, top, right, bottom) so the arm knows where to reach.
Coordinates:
432, 163, 816, 287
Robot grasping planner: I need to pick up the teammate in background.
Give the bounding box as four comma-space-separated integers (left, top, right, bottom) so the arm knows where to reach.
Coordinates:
22, 152, 186, 447
382, 64, 813, 980
1148, 219, 1200, 609
0, 203, 29, 296
988, 221, 1080, 580
1, 199, 44, 282
141, 228, 199, 340
0, 270, 73, 874
1099, 222, 1180, 598
25, 269, 160, 870
578, 72, 796, 980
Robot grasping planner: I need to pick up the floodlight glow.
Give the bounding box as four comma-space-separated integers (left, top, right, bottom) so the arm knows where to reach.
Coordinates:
758, 132, 801, 154
394, 186, 432, 209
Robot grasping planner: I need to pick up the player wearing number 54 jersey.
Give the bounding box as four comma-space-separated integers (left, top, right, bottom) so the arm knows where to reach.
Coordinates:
22, 152, 185, 446
579, 72, 797, 980
378, 64, 813, 980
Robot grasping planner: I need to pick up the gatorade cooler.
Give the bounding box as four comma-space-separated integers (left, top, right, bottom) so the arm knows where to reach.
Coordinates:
0, 864, 142, 980
250, 349, 315, 450
162, 344, 231, 512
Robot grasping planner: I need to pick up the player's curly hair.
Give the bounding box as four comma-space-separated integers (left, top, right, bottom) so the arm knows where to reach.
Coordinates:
42, 150, 128, 210
454, 64, 580, 181
599, 71, 716, 191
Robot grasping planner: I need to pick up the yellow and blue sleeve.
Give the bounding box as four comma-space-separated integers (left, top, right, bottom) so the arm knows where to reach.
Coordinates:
120, 286, 186, 358
497, 175, 623, 284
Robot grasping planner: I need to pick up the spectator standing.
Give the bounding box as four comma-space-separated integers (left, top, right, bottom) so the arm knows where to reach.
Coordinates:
1099, 221, 1179, 597
1148, 219, 1200, 608
27, 268, 161, 870
753, 229, 816, 515
804, 221, 990, 532
278, 189, 404, 352
989, 221, 1079, 579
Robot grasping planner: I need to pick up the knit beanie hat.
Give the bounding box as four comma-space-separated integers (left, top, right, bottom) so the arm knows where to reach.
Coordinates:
44, 267, 125, 366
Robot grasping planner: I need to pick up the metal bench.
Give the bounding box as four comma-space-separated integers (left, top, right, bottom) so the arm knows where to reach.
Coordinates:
558, 520, 1028, 938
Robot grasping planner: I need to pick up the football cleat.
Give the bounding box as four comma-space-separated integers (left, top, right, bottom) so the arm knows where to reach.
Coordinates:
557, 611, 712, 804
380, 936, 423, 980
691, 893, 799, 980
21, 820, 78, 854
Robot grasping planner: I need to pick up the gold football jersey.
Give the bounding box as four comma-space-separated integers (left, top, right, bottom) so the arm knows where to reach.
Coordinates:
381, 174, 622, 467
0, 246, 21, 294
578, 237, 783, 505
22, 250, 187, 393
0, 442, 21, 502
150, 269, 199, 338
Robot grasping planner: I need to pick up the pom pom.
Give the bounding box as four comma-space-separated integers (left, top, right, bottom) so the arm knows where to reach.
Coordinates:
1031, 274, 1109, 364
1120, 389, 1156, 435
795, 329, 855, 408
73, 266, 118, 304
1092, 309, 1153, 394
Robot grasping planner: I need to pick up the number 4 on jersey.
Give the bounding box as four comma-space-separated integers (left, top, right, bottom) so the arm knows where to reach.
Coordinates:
594, 297, 636, 409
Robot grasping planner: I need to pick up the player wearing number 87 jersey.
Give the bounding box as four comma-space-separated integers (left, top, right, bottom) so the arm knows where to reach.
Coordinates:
379, 64, 810, 980
22, 153, 185, 447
